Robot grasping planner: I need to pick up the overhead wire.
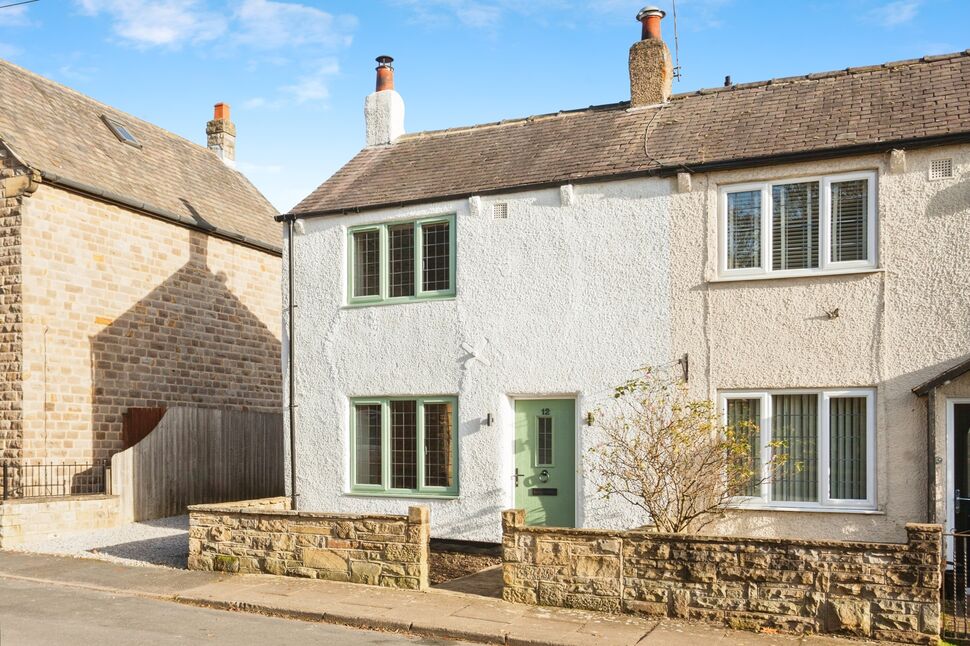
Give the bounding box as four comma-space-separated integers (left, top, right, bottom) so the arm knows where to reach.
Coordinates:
0, 0, 39, 10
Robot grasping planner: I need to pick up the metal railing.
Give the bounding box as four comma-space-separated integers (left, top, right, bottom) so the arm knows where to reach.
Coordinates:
944, 530, 970, 642
1, 460, 110, 500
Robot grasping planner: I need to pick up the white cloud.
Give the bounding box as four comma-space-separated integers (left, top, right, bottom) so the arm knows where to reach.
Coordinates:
245, 59, 340, 109
75, 0, 226, 48
282, 58, 340, 104
242, 97, 269, 109
867, 0, 920, 27
0, 41, 21, 58
58, 63, 99, 82
395, 0, 502, 28
394, 0, 729, 31
393, 0, 572, 28
234, 0, 356, 49
0, 3, 31, 27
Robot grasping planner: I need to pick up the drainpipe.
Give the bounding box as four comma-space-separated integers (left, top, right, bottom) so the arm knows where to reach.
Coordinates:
275, 212, 298, 511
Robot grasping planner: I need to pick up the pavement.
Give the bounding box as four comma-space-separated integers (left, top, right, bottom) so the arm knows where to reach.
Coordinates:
0, 551, 876, 646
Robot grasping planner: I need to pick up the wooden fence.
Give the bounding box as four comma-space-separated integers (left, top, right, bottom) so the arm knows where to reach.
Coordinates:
111, 407, 283, 522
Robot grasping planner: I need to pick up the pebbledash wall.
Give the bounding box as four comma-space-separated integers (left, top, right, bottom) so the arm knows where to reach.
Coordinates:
286, 178, 674, 542
501, 510, 943, 644
188, 498, 430, 590
669, 144, 970, 542
288, 143, 970, 544
15, 182, 281, 464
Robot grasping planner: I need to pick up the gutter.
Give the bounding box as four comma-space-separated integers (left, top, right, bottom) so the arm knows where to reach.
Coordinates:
39, 170, 282, 257
282, 130, 970, 220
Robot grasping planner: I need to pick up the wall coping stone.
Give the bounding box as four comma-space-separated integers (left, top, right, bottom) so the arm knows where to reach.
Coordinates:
1, 494, 118, 506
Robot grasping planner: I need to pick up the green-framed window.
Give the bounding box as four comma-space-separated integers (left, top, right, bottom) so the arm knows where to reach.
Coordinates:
347, 215, 456, 305
350, 396, 459, 497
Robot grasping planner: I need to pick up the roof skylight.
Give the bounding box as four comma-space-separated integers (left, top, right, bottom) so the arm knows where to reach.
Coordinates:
101, 115, 141, 147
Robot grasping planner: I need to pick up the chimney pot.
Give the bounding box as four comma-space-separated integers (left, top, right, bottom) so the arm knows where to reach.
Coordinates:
636, 6, 665, 40
213, 102, 230, 121
375, 55, 395, 92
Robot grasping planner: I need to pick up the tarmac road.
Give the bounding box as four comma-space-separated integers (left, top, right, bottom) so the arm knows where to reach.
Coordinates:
0, 576, 468, 646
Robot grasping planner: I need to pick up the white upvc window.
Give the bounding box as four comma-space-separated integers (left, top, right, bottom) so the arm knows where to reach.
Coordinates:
721, 388, 876, 510
718, 171, 877, 279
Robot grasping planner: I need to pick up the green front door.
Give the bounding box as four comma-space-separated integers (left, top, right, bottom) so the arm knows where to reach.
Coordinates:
513, 399, 576, 527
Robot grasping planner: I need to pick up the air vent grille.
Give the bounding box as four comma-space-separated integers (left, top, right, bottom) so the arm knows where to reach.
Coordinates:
930, 158, 954, 180
493, 203, 509, 219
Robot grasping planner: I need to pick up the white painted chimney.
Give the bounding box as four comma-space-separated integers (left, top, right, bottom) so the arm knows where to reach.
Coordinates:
365, 55, 405, 147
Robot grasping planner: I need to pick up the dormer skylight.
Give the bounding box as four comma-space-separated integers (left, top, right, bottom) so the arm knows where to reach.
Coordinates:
100, 115, 141, 148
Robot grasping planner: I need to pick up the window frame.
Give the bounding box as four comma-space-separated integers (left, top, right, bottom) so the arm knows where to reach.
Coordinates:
534, 415, 554, 468
349, 396, 459, 498
720, 388, 876, 511
718, 171, 877, 279
100, 114, 142, 148
346, 215, 456, 306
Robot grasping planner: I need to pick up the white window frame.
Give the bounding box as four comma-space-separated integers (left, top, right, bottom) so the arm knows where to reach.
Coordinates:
720, 388, 876, 511
718, 171, 878, 279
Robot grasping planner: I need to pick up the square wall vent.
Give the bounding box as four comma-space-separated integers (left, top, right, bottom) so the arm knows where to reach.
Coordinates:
929, 158, 954, 180
493, 203, 509, 219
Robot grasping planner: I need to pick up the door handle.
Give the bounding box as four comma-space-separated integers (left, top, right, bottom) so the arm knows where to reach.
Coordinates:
513, 468, 523, 488
538, 469, 549, 483
957, 489, 970, 515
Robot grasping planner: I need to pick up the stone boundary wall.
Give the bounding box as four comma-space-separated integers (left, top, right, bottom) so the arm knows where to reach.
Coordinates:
501, 510, 942, 644
0, 495, 121, 548
189, 498, 429, 590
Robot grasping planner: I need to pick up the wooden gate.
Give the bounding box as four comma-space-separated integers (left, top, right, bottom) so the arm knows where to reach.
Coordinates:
111, 407, 283, 522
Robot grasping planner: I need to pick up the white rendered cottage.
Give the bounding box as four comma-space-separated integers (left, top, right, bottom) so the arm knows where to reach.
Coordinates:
280, 8, 970, 543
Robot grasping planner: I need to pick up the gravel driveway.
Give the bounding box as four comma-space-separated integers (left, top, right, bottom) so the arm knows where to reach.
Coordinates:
13, 515, 189, 569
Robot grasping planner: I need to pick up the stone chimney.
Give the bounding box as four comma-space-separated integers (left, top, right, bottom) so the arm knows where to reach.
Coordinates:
365, 55, 405, 147
629, 6, 673, 107
206, 102, 236, 167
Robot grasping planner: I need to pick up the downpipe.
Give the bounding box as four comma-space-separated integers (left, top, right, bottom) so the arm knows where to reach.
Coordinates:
276, 213, 299, 511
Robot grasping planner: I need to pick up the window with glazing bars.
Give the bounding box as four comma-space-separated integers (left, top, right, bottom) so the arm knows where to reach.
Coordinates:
536, 416, 553, 466
726, 398, 760, 497
350, 397, 458, 495
720, 172, 876, 277
722, 389, 874, 509
348, 216, 455, 304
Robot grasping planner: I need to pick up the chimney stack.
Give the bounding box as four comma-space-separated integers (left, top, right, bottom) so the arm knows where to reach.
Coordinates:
629, 6, 673, 107
206, 102, 236, 167
365, 55, 405, 147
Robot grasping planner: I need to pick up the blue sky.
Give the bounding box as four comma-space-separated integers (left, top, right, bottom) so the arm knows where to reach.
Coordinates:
0, 0, 967, 212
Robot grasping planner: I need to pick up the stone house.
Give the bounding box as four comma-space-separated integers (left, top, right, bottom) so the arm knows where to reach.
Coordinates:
281, 7, 970, 544
0, 59, 281, 492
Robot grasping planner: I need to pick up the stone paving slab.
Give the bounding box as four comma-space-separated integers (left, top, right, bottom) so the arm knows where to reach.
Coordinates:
0, 551, 886, 646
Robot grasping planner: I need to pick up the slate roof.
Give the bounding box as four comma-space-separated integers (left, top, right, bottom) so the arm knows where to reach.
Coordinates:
293, 50, 970, 217
0, 59, 280, 251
